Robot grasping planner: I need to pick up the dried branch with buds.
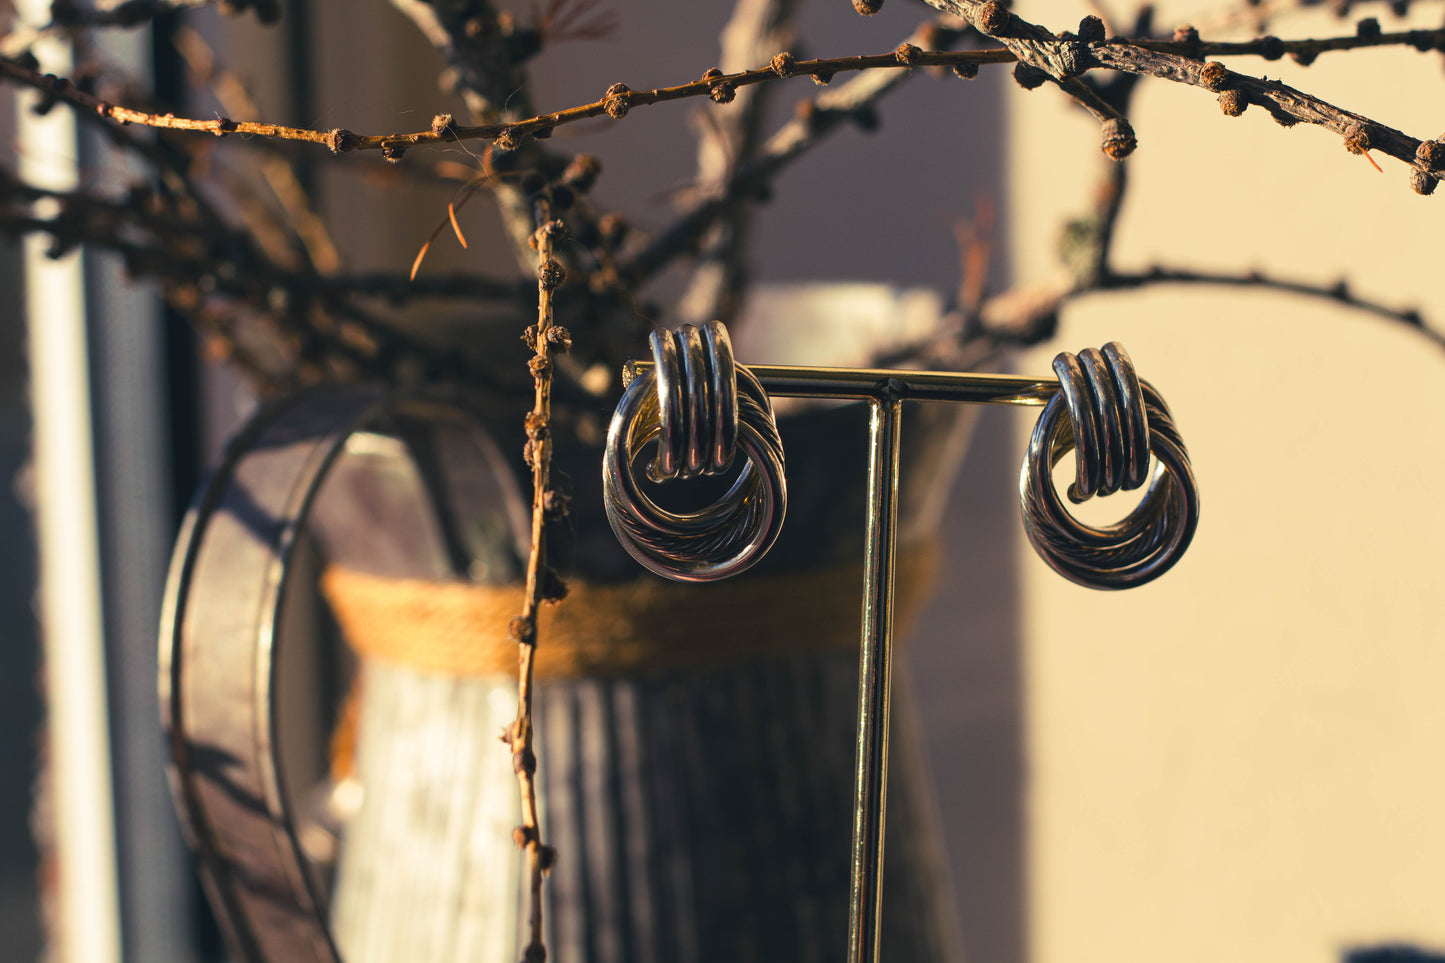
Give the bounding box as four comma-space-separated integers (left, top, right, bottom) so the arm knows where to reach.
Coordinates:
506, 196, 568, 963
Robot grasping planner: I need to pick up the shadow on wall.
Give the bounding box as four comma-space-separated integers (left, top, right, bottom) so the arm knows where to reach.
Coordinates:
1345, 948, 1445, 963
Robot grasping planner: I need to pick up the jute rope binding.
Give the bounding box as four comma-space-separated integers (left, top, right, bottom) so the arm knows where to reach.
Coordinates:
322, 540, 942, 682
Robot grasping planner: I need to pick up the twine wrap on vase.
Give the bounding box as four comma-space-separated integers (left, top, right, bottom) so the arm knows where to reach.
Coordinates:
322, 542, 940, 682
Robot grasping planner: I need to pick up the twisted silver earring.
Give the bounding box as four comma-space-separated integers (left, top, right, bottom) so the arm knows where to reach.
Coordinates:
1018, 343, 1199, 589
602, 321, 788, 582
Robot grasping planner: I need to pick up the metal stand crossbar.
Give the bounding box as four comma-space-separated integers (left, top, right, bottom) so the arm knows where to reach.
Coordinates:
604, 321, 1201, 963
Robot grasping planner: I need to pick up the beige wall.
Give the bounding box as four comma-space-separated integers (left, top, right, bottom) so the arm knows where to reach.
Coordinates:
1006, 5, 1445, 960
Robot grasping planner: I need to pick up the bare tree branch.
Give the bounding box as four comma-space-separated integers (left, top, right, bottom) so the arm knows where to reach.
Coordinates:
676, 0, 803, 326
1199, 0, 1445, 37
918, 0, 1444, 186
621, 21, 980, 285
507, 199, 569, 963
1098, 266, 1445, 351
5, 14, 1440, 197
385, 0, 544, 269
173, 25, 342, 274
959, 264, 1443, 355
0, 40, 1017, 152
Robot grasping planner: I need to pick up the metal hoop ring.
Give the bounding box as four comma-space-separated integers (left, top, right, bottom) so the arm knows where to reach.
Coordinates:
603, 321, 787, 582
160, 386, 524, 963
1019, 343, 1200, 589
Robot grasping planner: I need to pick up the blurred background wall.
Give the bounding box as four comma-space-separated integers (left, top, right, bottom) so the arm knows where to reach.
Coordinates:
999, 0, 1445, 958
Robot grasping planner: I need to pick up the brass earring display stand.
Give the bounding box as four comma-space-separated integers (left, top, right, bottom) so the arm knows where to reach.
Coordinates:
158, 321, 1196, 963
603, 320, 1200, 963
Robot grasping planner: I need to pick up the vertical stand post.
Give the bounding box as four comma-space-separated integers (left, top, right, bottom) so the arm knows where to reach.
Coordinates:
847, 387, 905, 963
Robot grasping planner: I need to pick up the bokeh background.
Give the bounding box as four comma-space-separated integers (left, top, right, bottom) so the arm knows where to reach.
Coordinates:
2, 0, 1443, 959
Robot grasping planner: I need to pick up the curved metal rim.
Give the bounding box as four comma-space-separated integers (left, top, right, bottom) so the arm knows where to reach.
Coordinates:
158, 385, 487, 962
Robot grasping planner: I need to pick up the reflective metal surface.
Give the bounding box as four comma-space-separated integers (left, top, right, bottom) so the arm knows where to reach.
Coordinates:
848, 391, 903, 963
604, 321, 788, 581
602, 324, 1201, 963
1019, 345, 1199, 589
159, 386, 490, 963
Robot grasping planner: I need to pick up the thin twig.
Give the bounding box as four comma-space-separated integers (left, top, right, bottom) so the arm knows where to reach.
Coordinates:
0, 40, 1016, 152
1139, 26, 1445, 59
387, 0, 530, 119
1098, 266, 1445, 350
5, 17, 1440, 191
931, 119, 1441, 360
0, 171, 515, 389
174, 26, 342, 274
621, 22, 979, 285
0, 1, 1440, 399
920, 0, 1444, 183
1089, 38, 1443, 184
1057, 67, 1145, 291
949, 264, 1442, 355
0, 162, 522, 303
508, 198, 568, 963
386, 0, 542, 270
677, 0, 802, 326
1199, 0, 1445, 37
880, 259, 1444, 374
